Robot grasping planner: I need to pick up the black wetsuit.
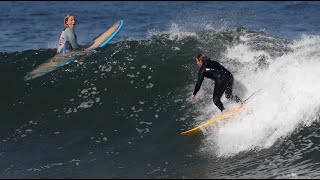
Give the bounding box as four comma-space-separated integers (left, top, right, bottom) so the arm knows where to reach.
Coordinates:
193, 59, 241, 112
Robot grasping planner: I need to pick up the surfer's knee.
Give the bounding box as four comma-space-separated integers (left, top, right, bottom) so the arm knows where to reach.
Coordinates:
225, 94, 231, 99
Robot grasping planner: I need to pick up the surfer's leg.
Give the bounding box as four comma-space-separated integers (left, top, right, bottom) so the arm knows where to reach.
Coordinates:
225, 77, 242, 103
213, 81, 226, 112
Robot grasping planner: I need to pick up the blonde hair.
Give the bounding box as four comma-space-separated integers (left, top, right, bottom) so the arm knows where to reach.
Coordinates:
64, 14, 75, 28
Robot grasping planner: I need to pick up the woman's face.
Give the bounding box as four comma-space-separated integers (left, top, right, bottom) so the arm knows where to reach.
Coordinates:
66, 16, 76, 28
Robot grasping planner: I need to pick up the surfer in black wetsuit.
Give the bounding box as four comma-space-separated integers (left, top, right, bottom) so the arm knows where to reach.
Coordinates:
191, 53, 242, 112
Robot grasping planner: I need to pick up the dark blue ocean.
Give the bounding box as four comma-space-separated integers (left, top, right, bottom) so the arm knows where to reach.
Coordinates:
1, 1, 320, 178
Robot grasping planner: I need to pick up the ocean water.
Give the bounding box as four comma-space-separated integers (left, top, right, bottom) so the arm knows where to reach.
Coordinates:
1, 1, 320, 178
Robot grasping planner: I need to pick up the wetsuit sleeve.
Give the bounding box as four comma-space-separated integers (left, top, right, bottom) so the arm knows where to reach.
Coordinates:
65, 28, 80, 49
193, 68, 205, 95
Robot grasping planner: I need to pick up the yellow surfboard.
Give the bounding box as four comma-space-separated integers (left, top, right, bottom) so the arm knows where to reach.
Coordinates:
181, 103, 244, 136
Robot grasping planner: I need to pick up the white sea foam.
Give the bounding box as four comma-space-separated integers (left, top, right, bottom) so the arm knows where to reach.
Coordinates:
147, 22, 197, 41
199, 34, 320, 157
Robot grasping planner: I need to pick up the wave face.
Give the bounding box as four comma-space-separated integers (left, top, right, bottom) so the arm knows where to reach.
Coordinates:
1, 27, 320, 178
1, 1, 320, 179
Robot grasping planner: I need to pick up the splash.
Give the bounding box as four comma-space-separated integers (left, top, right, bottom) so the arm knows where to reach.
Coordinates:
147, 22, 198, 41
202, 34, 320, 157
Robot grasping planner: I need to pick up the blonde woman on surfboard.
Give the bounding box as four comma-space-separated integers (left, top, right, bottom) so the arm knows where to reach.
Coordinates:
57, 14, 85, 54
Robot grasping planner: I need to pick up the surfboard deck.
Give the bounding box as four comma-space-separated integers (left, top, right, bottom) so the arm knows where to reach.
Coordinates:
24, 51, 88, 80
181, 103, 245, 136
24, 20, 124, 81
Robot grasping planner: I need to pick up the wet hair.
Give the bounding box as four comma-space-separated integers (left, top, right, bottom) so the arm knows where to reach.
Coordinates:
64, 14, 75, 28
196, 53, 208, 62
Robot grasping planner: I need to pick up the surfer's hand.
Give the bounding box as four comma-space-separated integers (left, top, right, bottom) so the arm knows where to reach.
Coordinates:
191, 95, 196, 101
